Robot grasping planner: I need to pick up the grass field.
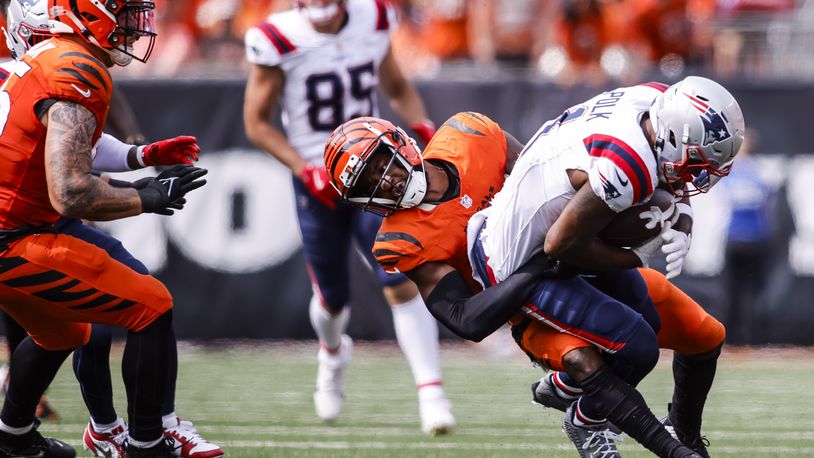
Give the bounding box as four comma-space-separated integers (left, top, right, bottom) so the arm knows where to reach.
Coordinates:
14, 335, 814, 457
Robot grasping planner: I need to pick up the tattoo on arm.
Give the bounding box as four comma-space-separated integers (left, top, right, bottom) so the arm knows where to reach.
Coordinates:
44, 101, 141, 220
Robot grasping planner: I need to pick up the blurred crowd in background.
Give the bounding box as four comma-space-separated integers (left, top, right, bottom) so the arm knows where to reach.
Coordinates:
3, 0, 811, 83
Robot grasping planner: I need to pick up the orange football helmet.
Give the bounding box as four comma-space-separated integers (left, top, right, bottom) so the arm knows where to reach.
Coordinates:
324, 117, 427, 216
49, 0, 156, 65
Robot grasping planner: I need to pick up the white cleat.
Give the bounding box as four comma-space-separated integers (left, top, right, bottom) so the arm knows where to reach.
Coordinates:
314, 334, 353, 422
164, 417, 224, 458
419, 392, 456, 437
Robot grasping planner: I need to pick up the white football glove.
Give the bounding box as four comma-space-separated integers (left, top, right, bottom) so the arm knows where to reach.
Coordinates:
638, 198, 677, 230
631, 232, 665, 268
661, 221, 691, 279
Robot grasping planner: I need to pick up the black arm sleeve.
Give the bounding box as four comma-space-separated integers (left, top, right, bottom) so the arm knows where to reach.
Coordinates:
425, 254, 560, 342
106, 178, 134, 188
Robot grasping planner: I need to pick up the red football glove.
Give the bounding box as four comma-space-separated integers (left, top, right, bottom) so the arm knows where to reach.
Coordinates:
138, 136, 200, 167
410, 119, 436, 146
299, 163, 339, 209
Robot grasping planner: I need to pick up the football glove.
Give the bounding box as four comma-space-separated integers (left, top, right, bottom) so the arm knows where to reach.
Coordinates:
410, 120, 436, 146
661, 221, 691, 280
631, 232, 665, 268
137, 165, 208, 215
299, 162, 338, 209
137, 136, 200, 167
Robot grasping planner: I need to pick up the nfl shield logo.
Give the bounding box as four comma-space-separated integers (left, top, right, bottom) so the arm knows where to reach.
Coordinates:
460, 195, 473, 208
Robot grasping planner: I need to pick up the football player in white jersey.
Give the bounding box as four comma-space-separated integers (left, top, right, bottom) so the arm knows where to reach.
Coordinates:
467, 77, 743, 457
0, 2, 223, 456
324, 76, 741, 458
243, 0, 455, 434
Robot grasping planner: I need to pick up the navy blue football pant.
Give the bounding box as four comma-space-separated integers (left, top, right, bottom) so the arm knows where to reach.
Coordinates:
293, 178, 408, 313
470, 228, 660, 387
54, 218, 177, 425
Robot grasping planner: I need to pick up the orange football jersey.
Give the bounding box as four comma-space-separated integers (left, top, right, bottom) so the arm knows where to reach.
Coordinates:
374, 112, 507, 279
0, 37, 112, 229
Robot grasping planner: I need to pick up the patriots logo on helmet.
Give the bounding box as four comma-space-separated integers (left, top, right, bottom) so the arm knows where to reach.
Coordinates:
599, 171, 621, 200
684, 93, 731, 146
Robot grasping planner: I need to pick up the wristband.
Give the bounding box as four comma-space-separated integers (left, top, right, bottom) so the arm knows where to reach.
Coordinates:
136, 145, 147, 168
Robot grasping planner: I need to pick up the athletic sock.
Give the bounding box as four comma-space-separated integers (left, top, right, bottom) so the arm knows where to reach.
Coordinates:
390, 293, 443, 389
0, 420, 32, 435
578, 365, 688, 458
91, 417, 125, 434
123, 311, 172, 443
309, 294, 349, 352
1, 337, 70, 428
572, 399, 607, 427
552, 371, 583, 400
670, 346, 721, 440
73, 324, 117, 425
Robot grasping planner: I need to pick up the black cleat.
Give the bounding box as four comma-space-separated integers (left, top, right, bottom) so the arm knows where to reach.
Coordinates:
0, 420, 75, 458
661, 415, 711, 458
126, 440, 175, 458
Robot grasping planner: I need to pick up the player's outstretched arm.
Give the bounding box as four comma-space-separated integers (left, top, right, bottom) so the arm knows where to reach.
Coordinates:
407, 255, 561, 342
44, 101, 143, 220
92, 134, 201, 172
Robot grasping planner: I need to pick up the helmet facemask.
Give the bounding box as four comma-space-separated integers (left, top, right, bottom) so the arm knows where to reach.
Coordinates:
107, 2, 156, 65
650, 76, 745, 196
338, 124, 427, 216
50, 0, 156, 66
4, 0, 51, 60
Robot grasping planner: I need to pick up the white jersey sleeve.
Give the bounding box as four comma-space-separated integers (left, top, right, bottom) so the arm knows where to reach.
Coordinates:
244, 18, 287, 67
585, 134, 652, 212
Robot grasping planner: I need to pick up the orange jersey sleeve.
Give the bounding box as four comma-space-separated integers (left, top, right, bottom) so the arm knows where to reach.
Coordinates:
374, 112, 508, 276
0, 37, 112, 229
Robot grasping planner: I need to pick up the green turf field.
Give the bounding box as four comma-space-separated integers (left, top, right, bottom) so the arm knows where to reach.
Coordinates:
16, 337, 814, 457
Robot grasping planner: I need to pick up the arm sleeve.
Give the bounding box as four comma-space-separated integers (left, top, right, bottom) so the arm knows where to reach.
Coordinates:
425, 253, 559, 342
588, 158, 635, 213
91, 134, 134, 173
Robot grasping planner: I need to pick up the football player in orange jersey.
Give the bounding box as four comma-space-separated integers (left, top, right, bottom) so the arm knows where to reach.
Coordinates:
0, 2, 224, 457
324, 113, 725, 458
0, 1, 209, 457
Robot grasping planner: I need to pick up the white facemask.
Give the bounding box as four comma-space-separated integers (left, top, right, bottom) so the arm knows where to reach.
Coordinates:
301, 3, 340, 25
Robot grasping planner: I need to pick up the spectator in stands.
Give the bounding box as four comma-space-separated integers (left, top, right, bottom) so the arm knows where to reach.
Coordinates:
720, 129, 775, 345
467, 0, 554, 69
537, 0, 627, 86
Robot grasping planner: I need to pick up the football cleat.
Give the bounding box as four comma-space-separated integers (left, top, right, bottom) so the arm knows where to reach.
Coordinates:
531, 372, 576, 413
563, 403, 622, 458
0, 419, 75, 458
163, 417, 224, 458
418, 393, 456, 437
127, 441, 175, 458
83, 421, 127, 458
313, 334, 353, 421
661, 414, 711, 458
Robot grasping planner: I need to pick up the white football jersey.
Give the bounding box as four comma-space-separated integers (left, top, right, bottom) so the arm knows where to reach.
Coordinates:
468, 83, 668, 284
244, 0, 396, 162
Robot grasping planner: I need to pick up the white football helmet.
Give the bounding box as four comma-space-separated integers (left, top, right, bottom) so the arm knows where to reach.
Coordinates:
649, 76, 745, 194
3, 0, 51, 60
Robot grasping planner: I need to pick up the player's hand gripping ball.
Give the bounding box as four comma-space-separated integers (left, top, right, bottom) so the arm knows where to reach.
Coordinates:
599, 188, 676, 247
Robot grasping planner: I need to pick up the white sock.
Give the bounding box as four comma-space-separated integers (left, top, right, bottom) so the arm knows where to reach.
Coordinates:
91, 417, 125, 433
309, 293, 349, 352
161, 412, 178, 429
128, 436, 163, 449
391, 293, 443, 390
0, 419, 32, 435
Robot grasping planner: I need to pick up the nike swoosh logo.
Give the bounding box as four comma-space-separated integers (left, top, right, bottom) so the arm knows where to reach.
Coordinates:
615, 169, 629, 187
71, 83, 91, 98
160, 176, 178, 196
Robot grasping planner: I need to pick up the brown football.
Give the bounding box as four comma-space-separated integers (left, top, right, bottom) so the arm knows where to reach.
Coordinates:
598, 188, 675, 247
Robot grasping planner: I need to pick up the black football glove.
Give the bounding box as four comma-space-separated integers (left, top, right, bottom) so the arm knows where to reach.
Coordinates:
137, 165, 207, 215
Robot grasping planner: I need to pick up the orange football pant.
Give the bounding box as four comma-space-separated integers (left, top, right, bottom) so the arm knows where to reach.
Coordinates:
0, 233, 172, 350
514, 268, 726, 371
